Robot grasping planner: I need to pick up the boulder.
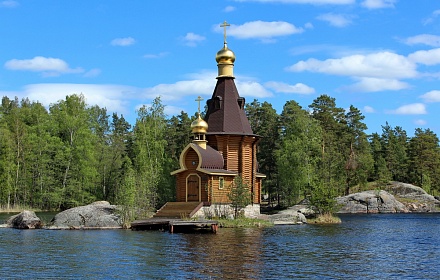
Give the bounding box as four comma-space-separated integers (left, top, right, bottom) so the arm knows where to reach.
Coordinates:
268, 208, 307, 225
387, 182, 440, 212
286, 199, 316, 218
6, 210, 42, 229
336, 190, 408, 214
47, 201, 122, 229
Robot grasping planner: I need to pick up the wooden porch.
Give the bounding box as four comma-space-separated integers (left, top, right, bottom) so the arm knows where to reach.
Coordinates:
130, 201, 219, 233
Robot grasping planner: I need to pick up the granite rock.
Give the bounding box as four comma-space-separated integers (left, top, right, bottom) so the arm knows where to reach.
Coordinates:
6, 210, 42, 229
47, 201, 122, 229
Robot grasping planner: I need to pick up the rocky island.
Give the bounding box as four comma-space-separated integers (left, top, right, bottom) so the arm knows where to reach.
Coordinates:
2, 182, 439, 229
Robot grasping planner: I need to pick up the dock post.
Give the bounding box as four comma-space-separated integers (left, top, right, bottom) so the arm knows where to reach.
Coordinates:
211, 223, 218, 233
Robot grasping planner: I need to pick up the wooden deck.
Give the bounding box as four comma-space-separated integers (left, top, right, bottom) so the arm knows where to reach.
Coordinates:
131, 202, 218, 233
131, 218, 218, 233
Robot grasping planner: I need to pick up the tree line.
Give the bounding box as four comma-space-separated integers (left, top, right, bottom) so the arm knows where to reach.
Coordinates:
246, 95, 440, 211
1, 94, 439, 213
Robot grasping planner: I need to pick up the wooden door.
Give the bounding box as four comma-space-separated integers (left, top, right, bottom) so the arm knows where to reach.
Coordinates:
186, 174, 200, 202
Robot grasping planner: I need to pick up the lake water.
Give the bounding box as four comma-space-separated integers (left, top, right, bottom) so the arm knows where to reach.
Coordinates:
1, 213, 439, 279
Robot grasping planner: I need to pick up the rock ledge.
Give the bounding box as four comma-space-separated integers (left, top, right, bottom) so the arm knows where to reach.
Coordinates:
46, 201, 122, 229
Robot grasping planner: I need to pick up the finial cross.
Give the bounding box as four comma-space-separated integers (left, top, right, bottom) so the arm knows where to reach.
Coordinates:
195, 96, 204, 115
220, 20, 230, 44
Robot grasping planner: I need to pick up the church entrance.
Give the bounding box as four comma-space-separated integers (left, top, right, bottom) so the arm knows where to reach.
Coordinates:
186, 174, 200, 202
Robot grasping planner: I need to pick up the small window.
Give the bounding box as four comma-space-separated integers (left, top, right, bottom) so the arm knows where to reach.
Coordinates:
219, 177, 224, 189
237, 97, 245, 109
214, 96, 222, 110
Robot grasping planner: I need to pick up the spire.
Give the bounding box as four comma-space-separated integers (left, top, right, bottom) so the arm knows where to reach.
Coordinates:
205, 26, 254, 136
190, 96, 208, 149
216, 21, 235, 78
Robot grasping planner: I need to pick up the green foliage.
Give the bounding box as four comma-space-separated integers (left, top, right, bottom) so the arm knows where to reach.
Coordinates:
246, 100, 280, 199
165, 111, 194, 165
381, 123, 409, 182
276, 100, 322, 206
309, 181, 339, 215
407, 128, 440, 195
1, 92, 440, 213
228, 176, 252, 219
218, 217, 273, 228
132, 97, 170, 210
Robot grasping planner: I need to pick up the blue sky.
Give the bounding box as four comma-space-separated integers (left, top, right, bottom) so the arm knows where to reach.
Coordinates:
1, 0, 440, 136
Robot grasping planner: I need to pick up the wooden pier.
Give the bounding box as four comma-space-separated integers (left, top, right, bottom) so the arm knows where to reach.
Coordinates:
131, 202, 218, 233
131, 218, 219, 233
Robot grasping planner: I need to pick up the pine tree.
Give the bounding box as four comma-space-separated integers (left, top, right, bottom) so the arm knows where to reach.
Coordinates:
408, 128, 440, 195
277, 100, 322, 206
246, 100, 280, 203
228, 176, 252, 219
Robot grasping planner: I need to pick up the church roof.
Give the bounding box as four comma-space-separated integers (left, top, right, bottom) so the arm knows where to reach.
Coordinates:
170, 143, 231, 176
192, 143, 224, 169
204, 77, 254, 136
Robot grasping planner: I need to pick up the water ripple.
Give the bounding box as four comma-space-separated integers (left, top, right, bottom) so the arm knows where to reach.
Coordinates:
0, 213, 439, 279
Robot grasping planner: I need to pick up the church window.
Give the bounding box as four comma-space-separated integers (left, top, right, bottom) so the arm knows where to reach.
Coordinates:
214, 96, 222, 110
237, 97, 245, 109
219, 177, 224, 189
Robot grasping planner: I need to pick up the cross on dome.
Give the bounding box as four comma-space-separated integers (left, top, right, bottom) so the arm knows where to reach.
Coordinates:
220, 20, 230, 44
195, 96, 204, 116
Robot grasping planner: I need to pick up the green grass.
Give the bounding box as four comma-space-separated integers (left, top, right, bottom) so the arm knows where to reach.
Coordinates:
309, 213, 341, 224
218, 217, 273, 228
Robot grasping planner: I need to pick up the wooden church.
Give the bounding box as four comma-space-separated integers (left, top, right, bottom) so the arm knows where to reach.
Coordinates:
164, 23, 265, 218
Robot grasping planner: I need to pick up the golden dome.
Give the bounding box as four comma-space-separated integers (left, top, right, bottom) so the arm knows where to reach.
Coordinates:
191, 115, 208, 134
216, 44, 235, 64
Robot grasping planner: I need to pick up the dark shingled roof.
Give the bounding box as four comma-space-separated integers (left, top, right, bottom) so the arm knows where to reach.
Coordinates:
204, 77, 254, 135
191, 143, 224, 169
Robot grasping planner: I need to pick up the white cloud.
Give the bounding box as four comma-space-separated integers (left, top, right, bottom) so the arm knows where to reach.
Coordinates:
404, 34, 440, 47
224, 5, 236, 12
265, 81, 315, 94
233, 0, 354, 4
4, 56, 83, 76
111, 37, 136, 46
304, 22, 314, 29
287, 51, 417, 79
164, 105, 186, 117
144, 79, 214, 101
363, 106, 375, 113
388, 103, 427, 115
316, 13, 353, 27
420, 90, 440, 103
1, 83, 138, 115
414, 119, 427, 126
360, 0, 396, 9
214, 21, 303, 41
83, 68, 101, 78
143, 52, 169, 59
343, 77, 410, 92
0, 0, 18, 8
236, 80, 273, 98
181, 32, 206, 47
408, 48, 440, 66
144, 71, 272, 101
423, 9, 440, 25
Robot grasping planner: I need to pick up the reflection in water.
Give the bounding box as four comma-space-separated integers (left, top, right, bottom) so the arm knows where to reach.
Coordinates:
177, 228, 263, 279
1, 213, 440, 279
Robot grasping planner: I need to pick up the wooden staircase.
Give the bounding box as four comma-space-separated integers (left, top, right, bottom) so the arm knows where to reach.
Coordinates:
153, 202, 204, 219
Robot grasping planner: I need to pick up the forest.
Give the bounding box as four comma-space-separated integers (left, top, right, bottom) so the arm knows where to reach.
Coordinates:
1, 93, 439, 214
